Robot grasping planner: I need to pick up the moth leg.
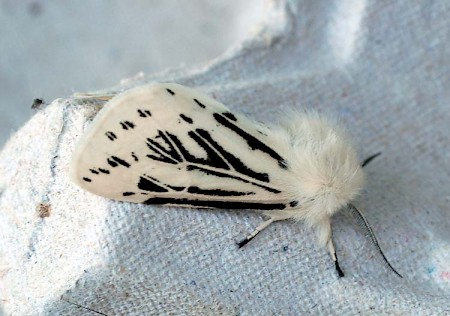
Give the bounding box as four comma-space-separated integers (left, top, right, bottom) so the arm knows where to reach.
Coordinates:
327, 235, 344, 278
237, 215, 290, 248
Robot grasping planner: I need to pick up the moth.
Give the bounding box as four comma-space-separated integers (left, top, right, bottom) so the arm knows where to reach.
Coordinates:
71, 83, 401, 277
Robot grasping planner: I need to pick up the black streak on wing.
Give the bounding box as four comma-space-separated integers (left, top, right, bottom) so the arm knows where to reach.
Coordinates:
138, 176, 169, 192
131, 152, 139, 161
144, 197, 286, 210
166, 88, 175, 95
146, 153, 178, 164
187, 186, 255, 196
167, 185, 185, 191
83, 177, 92, 182
146, 131, 183, 164
289, 201, 299, 207
187, 165, 280, 193
90, 169, 99, 174
179, 114, 193, 124
123, 192, 135, 196
213, 113, 288, 169
168, 132, 230, 170
99, 168, 110, 174
194, 98, 206, 108
195, 129, 269, 182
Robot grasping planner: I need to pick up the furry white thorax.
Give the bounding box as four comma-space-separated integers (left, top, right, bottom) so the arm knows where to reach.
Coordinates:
267, 111, 364, 246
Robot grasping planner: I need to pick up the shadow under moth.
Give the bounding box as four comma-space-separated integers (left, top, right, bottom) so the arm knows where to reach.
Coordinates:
71, 83, 401, 278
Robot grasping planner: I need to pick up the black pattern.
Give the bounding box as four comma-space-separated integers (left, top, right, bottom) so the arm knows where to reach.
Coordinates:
120, 121, 135, 130
289, 201, 299, 207
180, 114, 193, 124
144, 197, 286, 210
194, 98, 206, 108
187, 186, 255, 196
108, 156, 131, 168
213, 112, 287, 169
138, 109, 151, 117
105, 131, 117, 141
143, 126, 282, 195
82, 88, 291, 210
145, 131, 183, 164
138, 176, 169, 192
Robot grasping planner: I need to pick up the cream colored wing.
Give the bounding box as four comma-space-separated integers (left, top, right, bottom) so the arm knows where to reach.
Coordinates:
71, 83, 293, 210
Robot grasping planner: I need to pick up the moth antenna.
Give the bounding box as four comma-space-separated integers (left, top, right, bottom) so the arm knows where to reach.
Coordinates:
60, 297, 109, 316
237, 218, 274, 248
73, 92, 115, 101
347, 204, 402, 277
361, 152, 382, 167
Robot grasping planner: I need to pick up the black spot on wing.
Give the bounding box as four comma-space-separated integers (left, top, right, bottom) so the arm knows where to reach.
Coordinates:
166, 88, 175, 95
278, 160, 288, 169
131, 152, 139, 162
137, 109, 151, 117
179, 114, 193, 124
194, 98, 206, 108
105, 132, 117, 141
144, 197, 286, 210
289, 201, 299, 207
222, 112, 237, 121
187, 186, 255, 196
123, 192, 135, 196
120, 121, 135, 130
89, 169, 99, 174
82, 177, 92, 182
213, 113, 287, 169
99, 168, 110, 174
107, 156, 131, 168
107, 158, 118, 167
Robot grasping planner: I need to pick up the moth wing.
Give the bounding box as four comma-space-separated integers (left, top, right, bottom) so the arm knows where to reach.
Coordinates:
71, 83, 290, 210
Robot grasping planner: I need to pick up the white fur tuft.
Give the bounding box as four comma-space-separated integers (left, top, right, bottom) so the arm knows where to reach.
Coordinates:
268, 111, 364, 246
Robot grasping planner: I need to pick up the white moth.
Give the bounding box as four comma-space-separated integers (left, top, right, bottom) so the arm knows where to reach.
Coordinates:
71, 83, 401, 277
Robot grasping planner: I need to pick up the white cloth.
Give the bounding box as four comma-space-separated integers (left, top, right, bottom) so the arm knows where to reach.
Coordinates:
1, 0, 449, 314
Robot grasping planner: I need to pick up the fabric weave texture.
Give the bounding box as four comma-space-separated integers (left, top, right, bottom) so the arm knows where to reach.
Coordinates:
0, 0, 449, 314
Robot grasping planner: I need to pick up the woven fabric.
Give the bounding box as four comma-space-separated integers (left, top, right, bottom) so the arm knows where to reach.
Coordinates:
1, 1, 449, 314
